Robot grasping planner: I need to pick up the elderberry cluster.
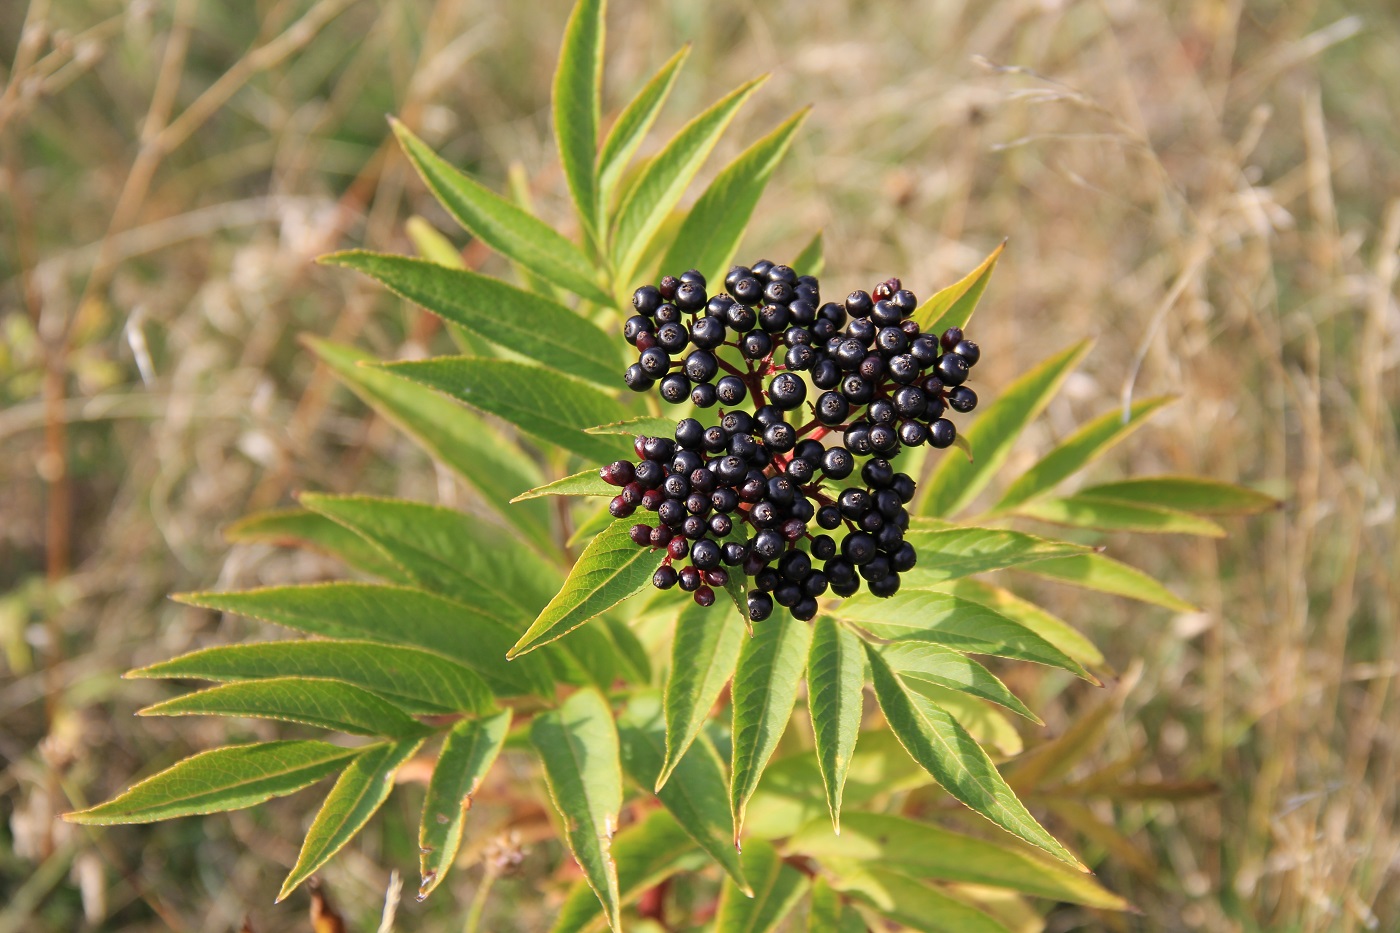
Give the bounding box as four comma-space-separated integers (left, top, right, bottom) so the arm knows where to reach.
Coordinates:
605, 260, 985, 621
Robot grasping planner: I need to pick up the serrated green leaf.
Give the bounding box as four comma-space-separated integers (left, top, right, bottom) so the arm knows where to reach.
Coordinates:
1078, 476, 1281, 515
299, 495, 559, 621
305, 337, 553, 553
64, 741, 358, 825
583, 414, 678, 436
790, 812, 1128, 909
908, 682, 1023, 758
130, 641, 494, 716
324, 252, 618, 386
139, 678, 432, 740
865, 645, 1081, 868
877, 641, 1038, 723
598, 46, 690, 213
914, 241, 1006, 335
902, 525, 1089, 586
176, 584, 554, 697
279, 738, 424, 900
823, 862, 1011, 933
992, 396, 1174, 512
941, 579, 1105, 671
809, 877, 866, 933
512, 468, 617, 502
374, 357, 630, 463
391, 120, 611, 305
618, 695, 748, 891
532, 689, 624, 932
418, 710, 511, 899
551, 809, 706, 933
838, 589, 1093, 682
1020, 553, 1197, 612
715, 839, 809, 933
224, 508, 413, 584
510, 518, 664, 657
554, 0, 605, 236
791, 230, 824, 278
731, 612, 811, 842
920, 340, 1093, 517
659, 599, 746, 789
1017, 495, 1227, 537
611, 76, 767, 284
658, 108, 809, 288
807, 617, 864, 832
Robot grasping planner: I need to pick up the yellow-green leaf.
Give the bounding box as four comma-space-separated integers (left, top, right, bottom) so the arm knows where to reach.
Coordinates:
914, 241, 1006, 335
807, 617, 864, 832
659, 599, 746, 789
418, 710, 511, 899
597, 46, 690, 210
1020, 553, 1197, 612
1078, 476, 1281, 515
714, 839, 809, 933
1017, 495, 1227, 537
553, 0, 606, 236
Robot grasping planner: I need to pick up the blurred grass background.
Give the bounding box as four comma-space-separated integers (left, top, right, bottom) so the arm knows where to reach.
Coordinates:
2, 0, 1397, 930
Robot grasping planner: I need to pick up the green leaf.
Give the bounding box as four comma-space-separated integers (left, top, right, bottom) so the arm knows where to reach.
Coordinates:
553, 0, 605, 236
512, 468, 617, 502
714, 839, 809, 933
907, 683, 1023, 758
807, 617, 864, 832
659, 599, 746, 789
139, 678, 432, 739
300, 494, 560, 621
992, 396, 1174, 512
305, 337, 553, 553
837, 590, 1094, 682
551, 810, 706, 933
617, 695, 748, 891
279, 738, 424, 900
1017, 495, 1227, 537
731, 612, 811, 842
658, 107, 809, 288
391, 120, 611, 305
224, 508, 413, 584
864, 645, 1082, 868
941, 579, 1105, 671
744, 730, 932, 841
510, 518, 664, 658
1078, 476, 1281, 515
914, 241, 1006, 335
324, 252, 618, 386
418, 710, 512, 899
374, 357, 631, 463
877, 641, 1038, 723
405, 215, 466, 268
532, 689, 624, 932
597, 46, 690, 209
64, 741, 358, 825
902, 525, 1089, 586
791, 230, 824, 278
129, 641, 494, 716
823, 863, 1011, 933
791, 812, 1128, 909
919, 340, 1093, 517
1020, 553, 1197, 612
611, 76, 767, 284
583, 414, 678, 436
808, 877, 866, 933
176, 584, 554, 697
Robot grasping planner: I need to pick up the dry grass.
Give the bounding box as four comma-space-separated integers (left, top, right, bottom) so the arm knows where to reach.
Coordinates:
2, 1, 1397, 930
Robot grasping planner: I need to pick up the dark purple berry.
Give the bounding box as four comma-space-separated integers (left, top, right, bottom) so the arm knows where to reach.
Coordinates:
928, 418, 956, 448
653, 565, 678, 589
748, 591, 774, 621
948, 386, 977, 412
940, 326, 963, 350
659, 372, 691, 403
678, 566, 701, 592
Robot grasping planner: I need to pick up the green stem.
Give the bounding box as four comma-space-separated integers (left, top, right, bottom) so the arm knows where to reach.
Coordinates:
463, 866, 499, 933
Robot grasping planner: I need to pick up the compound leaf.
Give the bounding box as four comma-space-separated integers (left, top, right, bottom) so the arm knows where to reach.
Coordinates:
598, 46, 690, 209
877, 641, 1038, 723
223, 508, 412, 584
1017, 495, 1227, 537
659, 599, 746, 789
553, 0, 605, 236
1078, 476, 1281, 515
902, 525, 1088, 586
1021, 553, 1197, 612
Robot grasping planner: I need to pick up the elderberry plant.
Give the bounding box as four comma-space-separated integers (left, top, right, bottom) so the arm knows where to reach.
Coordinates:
66, 1, 1277, 929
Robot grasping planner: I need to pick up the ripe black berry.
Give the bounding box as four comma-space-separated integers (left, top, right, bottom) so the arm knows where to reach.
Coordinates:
948, 386, 977, 412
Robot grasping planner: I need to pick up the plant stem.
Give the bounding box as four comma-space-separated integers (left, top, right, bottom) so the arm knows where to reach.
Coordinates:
463, 866, 499, 933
